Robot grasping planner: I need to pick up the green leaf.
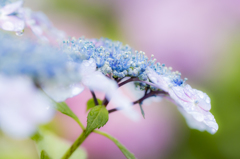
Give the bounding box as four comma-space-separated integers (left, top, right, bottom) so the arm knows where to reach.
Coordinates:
31, 132, 43, 142
139, 103, 145, 119
34, 129, 87, 159
54, 102, 84, 129
86, 106, 109, 135
54, 102, 78, 121
41, 150, 51, 159
110, 138, 136, 159
94, 130, 136, 159
86, 98, 102, 111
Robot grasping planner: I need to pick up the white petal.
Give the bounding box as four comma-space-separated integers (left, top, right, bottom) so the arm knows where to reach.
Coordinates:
43, 83, 84, 102
189, 111, 205, 122
183, 84, 195, 99
80, 58, 96, 76
177, 105, 218, 134
111, 90, 140, 121
171, 86, 192, 102
178, 107, 207, 131
0, 1, 23, 15
0, 75, 55, 138
194, 89, 211, 111
0, 16, 24, 31
0, 111, 36, 138
146, 67, 170, 92
82, 71, 117, 95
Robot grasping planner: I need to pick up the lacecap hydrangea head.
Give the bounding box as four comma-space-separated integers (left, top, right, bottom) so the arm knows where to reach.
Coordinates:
62, 37, 187, 90
62, 36, 218, 134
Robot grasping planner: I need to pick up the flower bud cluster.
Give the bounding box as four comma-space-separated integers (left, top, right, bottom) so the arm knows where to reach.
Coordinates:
63, 37, 187, 91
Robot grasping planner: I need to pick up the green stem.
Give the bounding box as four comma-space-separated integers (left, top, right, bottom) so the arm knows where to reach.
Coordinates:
61, 131, 89, 159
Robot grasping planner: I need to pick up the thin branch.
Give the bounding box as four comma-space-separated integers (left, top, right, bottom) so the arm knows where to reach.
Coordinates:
144, 88, 149, 96
108, 108, 118, 113
108, 90, 168, 114
90, 90, 99, 105
118, 77, 160, 89
102, 97, 109, 106
118, 77, 138, 87
116, 78, 122, 83
105, 76, 161, 108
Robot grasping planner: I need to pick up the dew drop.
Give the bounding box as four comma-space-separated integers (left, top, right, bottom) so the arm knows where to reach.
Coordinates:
206, 97, 210, 103
211, 128, 217, 134
16, 30, 24, 36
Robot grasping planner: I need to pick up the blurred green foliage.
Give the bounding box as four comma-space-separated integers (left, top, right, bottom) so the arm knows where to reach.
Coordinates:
0, 132, 38, 159
34, 128, 87, 159
49, 0, 120, 40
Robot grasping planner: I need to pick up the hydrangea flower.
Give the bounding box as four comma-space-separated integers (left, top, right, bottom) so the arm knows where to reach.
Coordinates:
0, 0, 24, 32
63, 36, 218, 133
0, 75, 55, 138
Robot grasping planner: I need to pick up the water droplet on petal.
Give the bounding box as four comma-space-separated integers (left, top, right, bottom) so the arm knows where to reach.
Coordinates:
197, 98, 211, 111
206, 96, 210, 104
196, 90, 204, 99
16, 30, 24, 36
71, 86, 84, 95
210, 128, 217, 134
206, 121, 218, 130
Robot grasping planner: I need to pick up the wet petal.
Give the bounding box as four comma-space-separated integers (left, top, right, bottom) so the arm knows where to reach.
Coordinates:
177, 107, 218, 134
111, 90, 140, 120
194, 89, 211, 111
0, 1, 23, 15
146, 67, 170, 92
0, 75, 55, 138
82, 71, 117, 96
22, 9, 66, 42
0, 16, 24, 31
171, 86, 192, 102
183, 84, 195, 99
80, 58, 96, 76
43, 83, 84, 102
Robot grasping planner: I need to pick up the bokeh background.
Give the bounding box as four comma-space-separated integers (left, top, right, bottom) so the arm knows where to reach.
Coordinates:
1, 0, 240, 159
